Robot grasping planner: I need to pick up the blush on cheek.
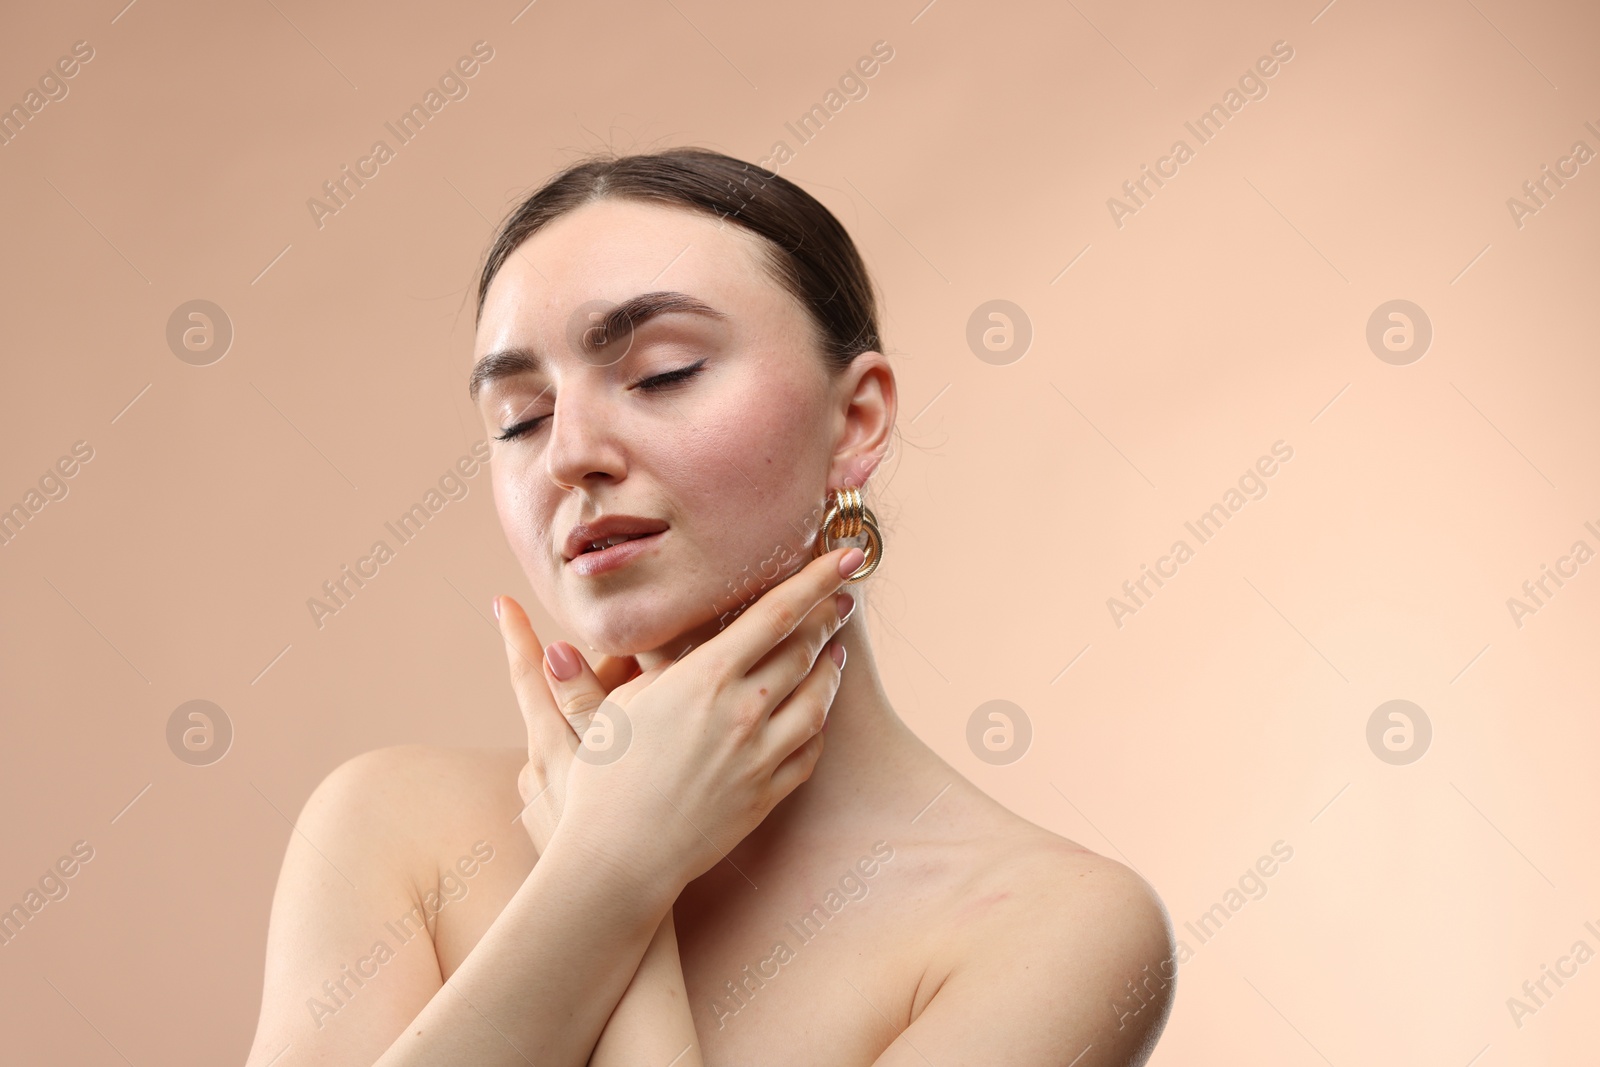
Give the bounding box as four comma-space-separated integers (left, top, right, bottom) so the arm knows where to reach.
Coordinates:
673, 434, 821, 602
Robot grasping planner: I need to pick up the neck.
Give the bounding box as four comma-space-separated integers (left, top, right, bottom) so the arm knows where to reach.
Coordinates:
633, 590, 923, 848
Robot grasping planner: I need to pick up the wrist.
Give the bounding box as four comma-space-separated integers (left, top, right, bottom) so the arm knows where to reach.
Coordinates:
540, 820, 685, 922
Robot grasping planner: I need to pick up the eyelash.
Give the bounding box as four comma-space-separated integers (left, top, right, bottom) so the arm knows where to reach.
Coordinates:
494, 359, 708, 442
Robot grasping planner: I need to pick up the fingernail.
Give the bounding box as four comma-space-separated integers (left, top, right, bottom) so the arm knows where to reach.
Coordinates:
835, 592, 854, 623
829, 641, 846, 669
545, 641, 580, 681
838, 547, 865, 579
492, 596, 501, 621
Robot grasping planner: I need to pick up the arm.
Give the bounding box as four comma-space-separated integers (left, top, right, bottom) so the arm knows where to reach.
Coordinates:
586, 908, 702, 1067
490, 615, 705, 1067
243, 746, 676, 1067
869, 857, 1175, 1067
243, 547, 854, 1066
493, 548, 861, 1065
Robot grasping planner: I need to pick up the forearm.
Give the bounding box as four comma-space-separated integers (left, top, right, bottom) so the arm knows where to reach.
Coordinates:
588, 907, 702, 1067
371, 832, 674, 1067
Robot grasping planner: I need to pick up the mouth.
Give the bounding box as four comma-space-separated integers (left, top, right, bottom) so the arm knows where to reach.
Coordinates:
563, 516, 670, 561
576, 531, 655, 555
562, 514, 670, 574
566, 529, 665, 576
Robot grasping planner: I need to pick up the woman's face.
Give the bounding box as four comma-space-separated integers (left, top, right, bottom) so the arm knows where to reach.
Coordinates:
471, 197, 891, 664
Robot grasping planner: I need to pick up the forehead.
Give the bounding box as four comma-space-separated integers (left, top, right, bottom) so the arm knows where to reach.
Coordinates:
474, 198, 785, 355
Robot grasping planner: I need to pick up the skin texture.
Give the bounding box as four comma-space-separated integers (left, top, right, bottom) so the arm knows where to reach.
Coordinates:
243, 197, 1176, 1066
475, 197, 878, 667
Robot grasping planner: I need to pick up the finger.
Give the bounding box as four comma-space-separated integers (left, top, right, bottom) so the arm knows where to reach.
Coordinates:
745, 583, 853, 715
768, 727, 826, 801
693, 544, 861, 678
592, 653, 643, 694
762, 635, 844, 765
494, 594, 568, 758
541, 640, 624, 741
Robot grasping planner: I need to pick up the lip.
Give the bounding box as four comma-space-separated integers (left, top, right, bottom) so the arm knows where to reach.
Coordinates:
563, 515, 671, 562
567, 529, 665, 576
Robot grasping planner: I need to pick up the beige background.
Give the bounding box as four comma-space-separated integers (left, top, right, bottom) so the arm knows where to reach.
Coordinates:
2, 0, 1597, 1062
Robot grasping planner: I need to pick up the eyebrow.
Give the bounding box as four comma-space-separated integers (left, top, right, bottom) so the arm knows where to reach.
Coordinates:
468, 290, 727, 401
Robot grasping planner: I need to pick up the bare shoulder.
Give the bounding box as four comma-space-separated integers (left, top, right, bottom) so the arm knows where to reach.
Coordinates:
310, 744, 521, 837
331, 741, 523, 800
243, 744, 527, 1066
949, 818, 1173, 970
899, 805, 1176, 1065
1004, 826, 1169, 939
324, 742, 531, 858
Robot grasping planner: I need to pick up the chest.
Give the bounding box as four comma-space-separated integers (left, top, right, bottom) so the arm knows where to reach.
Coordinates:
674, 844, 922, 1063
437, 837, 935, 1064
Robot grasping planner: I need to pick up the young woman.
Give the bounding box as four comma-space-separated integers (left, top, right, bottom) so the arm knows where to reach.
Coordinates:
245, 147, 1175, 1066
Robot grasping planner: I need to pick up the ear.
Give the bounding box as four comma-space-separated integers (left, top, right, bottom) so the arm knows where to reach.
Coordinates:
829, 351, 897, 488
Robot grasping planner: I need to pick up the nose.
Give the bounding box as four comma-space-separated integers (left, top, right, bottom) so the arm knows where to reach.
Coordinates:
544, 383, 627, 490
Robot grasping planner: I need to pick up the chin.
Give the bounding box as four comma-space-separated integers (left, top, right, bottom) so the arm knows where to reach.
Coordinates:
575, 597, 717, 661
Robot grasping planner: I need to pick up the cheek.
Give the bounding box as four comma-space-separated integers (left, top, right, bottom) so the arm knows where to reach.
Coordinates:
672, 385, 817, 511
662, 384, 825, 580
750, 388, 828, 500
491, 462, 556, 568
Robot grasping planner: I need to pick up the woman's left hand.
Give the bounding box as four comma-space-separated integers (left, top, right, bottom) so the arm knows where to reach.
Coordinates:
495, 593, 645, 855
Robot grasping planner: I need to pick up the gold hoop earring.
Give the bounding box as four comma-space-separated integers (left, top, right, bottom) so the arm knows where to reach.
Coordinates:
813, 485, 883, 584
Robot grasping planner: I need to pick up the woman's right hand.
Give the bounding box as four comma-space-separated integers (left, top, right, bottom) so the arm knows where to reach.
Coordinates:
505, 543, 860, 901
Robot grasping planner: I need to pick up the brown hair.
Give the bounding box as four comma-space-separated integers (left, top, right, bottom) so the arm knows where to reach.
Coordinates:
474, 147, 883, 374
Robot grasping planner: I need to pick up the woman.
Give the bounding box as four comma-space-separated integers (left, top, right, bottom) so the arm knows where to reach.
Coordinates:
245, 147, 1175, 1066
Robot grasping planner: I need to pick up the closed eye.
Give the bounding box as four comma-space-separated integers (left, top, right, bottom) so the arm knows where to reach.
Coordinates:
634, 358, 707, 392
494, 359, 708, 442
494, 416, 547, 442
